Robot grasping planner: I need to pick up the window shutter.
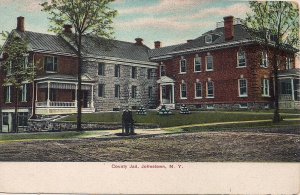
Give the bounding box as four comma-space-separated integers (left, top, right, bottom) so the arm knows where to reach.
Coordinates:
44, 57, 47, 71
54, 57, 58, 71
26, 84, 30, 101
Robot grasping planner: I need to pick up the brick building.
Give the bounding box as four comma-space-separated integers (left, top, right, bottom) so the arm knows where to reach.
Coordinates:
0, 16, 299, 132
150, 16, 299, 110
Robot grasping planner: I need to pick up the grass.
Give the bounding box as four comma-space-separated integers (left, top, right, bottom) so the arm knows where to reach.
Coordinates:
62, 110, 300, 128
0, 131, 104, 143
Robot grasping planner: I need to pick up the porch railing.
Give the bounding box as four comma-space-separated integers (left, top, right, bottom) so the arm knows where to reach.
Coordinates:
36, 101, 76, 108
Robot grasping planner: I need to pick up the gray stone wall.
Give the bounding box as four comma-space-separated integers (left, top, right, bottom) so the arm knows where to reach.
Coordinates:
181, 102, 271, 110
83, 60, 158, 111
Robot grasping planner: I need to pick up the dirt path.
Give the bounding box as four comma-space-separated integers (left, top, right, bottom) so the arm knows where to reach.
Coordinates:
0, 130, 299, 162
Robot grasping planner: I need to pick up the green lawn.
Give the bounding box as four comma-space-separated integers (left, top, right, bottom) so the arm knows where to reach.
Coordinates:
61, 110, 300, 128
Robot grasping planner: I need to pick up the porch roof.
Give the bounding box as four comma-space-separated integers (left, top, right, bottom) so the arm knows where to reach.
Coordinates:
278, 69, 300, 78
157, 76, 175, 84
35, 74, 95, 83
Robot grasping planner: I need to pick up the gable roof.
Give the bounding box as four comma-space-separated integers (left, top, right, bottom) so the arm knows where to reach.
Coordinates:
16, 30, 77, 55
81, 35, 151, 62
149, 24, 253, 59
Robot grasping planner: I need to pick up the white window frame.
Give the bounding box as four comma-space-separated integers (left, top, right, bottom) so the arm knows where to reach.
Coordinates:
205, 35, 212, 44
206, 81, 214, 98
286, 57, 292, 70
5, 86, 12, 103
206, 55, 213, 71
261, 51, 268, 68
180, 83, 187, 99
195, 82, 202, 99
180, 59, 187, 73
237, 51, 246, 68
238, 79, 248, 97
45, 56, 58, 73
262, 79, 270, 97
194, 57, 202, 72
239, 103, 248, 109
21, 83, 28, 102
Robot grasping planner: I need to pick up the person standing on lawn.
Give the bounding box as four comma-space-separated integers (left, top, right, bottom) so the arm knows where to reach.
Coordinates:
122, 107, 134, 135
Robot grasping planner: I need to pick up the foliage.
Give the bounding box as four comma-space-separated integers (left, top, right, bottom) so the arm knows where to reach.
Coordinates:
41, 0, 117, 131
244, 1, 299, 123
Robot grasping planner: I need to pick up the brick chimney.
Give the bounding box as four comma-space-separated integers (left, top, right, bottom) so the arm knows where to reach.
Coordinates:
224, 16, 234, 41
135, 38, 143, 46
63, 24, 72, 34
17, 16, 25, 32
154, 41, 161, 48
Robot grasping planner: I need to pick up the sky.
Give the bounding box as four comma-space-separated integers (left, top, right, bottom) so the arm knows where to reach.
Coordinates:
0, 0, 251, 48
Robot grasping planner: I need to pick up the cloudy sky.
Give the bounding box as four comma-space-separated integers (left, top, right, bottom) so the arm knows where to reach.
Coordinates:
0, 0, 250, 48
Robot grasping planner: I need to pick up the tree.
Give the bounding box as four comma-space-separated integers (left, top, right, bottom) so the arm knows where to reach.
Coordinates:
244, 1, 299, 122
1, 31, 35, 132
41, 0, 117, 131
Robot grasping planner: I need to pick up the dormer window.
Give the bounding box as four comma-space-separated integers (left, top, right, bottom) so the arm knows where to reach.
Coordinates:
205, 35, 212, 44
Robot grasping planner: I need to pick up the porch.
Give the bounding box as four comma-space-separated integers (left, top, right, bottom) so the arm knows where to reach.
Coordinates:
35, 74, 96, 115
278, 69, 300, 109
157, 76, 175, 109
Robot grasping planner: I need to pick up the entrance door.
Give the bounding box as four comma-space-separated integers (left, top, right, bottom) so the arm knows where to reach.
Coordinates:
81, 91, 88, 108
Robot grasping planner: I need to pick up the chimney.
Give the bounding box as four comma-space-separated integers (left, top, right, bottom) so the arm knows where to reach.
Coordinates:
135, 38, 143, 46
63, 24, 72, 34
17, 16, 25, 32
154, 41, 161, 48
224, 16, 234, 41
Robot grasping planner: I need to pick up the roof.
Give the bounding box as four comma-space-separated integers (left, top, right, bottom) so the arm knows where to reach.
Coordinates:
16, 30, 77, 55
149, 24, 252, 59
81, 35, 151, 62
278, 69, 300, 78
157, 76, 175, 84
35, 73, 95, 82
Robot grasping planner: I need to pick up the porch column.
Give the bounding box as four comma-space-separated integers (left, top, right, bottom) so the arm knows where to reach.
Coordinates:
159, 84, 163, 105
171, 83, 175, 104
291, 78, 295, 101
74, 84, 78, 108
47, 81, 50, 107
91, 84, 94, 108
35, 83, 38, 101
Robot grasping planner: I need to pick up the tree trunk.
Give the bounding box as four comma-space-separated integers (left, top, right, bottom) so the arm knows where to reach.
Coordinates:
77, 34, 82, 131
14, 87, 19, 133
273, 48, 281, 123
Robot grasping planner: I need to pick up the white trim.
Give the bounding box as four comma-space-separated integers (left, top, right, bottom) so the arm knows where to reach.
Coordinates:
206, 81, 214, 98
179, 58, 187, 73
238, 78, 248, 97
31, 49, 77, 57
180, 83, 187, 99
260, 51, 268, 68
262, 79, 270, 97
205, 55, 213, 71
237, 50, 246, 68
194, 82, 202, 98
194, 56, 202, 72
2, 109, 29, 113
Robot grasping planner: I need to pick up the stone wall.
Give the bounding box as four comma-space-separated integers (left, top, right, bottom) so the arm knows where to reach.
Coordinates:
181, 102, 271, 110
27, 119, 159, 132
83, 60, 158, 111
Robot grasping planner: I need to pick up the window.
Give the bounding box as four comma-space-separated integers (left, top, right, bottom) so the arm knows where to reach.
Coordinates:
98, 63, 105, 76
206, 81, 214, 98
160, 65, 166, 76
23, 56, 28, 68
2, 113, 9, 126
114, 85, 120, 98
195, 82, 202, 98
238, 79, 248, 97
148, 86, 153, 99
205, 35, 212, 44
239, 103, 248, 109
131, 66, 137, 79
114, 64, 120, 77
98, 84, 105, 97
6, 61, 12, 75
194, 57, 201, 72
261, 79, 270, 96
4, 86, 12, 103
180, 59, 187, 73
286, 57, 292, 70
18, 112, 28, 127
237, 51, 246, 67
207, 104, 214, 109
131, 86, 137, 98
261, 51, 268, 68
180, 83, 187, 99
206, 55, 213, 71
44, 56, 58, 72
21, 84, 28, 102
147, 69, 155, 79
280, 80, 292, 95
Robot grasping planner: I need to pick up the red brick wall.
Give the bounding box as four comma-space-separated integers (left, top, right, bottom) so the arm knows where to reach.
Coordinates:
156, 44, 294, 107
